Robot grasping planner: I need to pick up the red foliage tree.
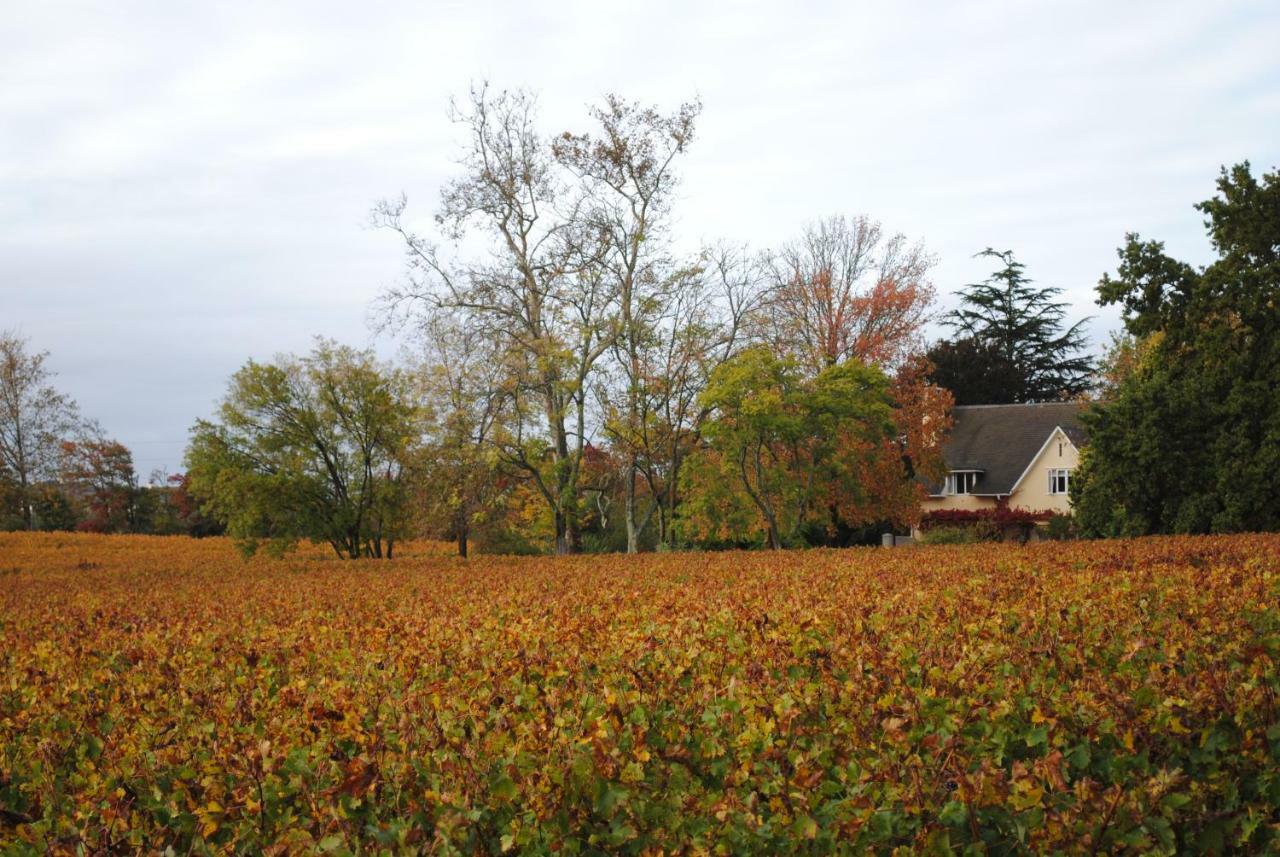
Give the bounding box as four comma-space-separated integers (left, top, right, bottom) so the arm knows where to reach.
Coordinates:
60, 437, 136, 533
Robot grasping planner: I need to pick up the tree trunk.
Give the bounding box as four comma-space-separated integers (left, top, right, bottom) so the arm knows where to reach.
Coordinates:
624, 463, 639, 554
553, 509, 571, 555
457, 522, 468, 558
765, 516, 783, 550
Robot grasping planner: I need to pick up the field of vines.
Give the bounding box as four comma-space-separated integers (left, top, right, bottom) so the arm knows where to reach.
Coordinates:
2, 532, 1279, 854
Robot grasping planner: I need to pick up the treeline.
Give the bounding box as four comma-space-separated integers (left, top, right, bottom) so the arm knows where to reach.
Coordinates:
9, 85, 1272, 556
0, 331, 221, 537
182, 86, 1097, 559
185, 86, 965, 558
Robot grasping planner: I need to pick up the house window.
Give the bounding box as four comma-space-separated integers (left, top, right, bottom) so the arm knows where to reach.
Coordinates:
946, 471, 979, 495
1049, 468, 1070, 495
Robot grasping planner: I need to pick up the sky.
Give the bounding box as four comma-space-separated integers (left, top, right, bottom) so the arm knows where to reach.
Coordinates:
3, 0, 1278, 477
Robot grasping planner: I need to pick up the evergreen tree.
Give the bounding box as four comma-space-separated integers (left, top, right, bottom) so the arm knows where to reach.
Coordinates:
1073, 162, 1280, 536
924, 336, 1023, 405
937, 249, 1093, 403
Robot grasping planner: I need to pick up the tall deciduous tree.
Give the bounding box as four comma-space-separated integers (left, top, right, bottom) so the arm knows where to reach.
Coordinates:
938, 249, 1093, 403
59, 429, 137, 533
186, 340, 418, 559
1073, 162, 1280, 536
375, 84, 606, 554
754, 220, 949, 541
596, 245, 765, 551
0, 331, 81, 529
554, 94, 700, 553
764, 215, 935, 372
375, 84, 705, 554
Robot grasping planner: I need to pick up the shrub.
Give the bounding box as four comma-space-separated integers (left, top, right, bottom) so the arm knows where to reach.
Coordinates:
917, 525, 980, 544
1043, 512, 1076, 541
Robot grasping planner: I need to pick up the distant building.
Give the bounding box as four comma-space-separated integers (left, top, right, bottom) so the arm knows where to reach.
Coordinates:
916, 402, 1087, 536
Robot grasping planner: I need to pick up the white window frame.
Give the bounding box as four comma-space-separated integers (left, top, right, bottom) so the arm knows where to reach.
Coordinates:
946, 471, 980, 495
1048, 468, 1070, 495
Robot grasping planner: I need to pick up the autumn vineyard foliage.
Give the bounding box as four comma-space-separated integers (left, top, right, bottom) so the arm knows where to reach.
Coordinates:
2, 534, 1279, 853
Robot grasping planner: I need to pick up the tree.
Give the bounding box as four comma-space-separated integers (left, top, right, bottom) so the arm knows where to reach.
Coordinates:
375, 84, 704, 554
937, 249, 1093, 403
408, 313, 507, 558
594, 245, 766, 551
840, 355, 952, 537
924, 337, 1024, 405
375, 85, 601, 554
0, 331, 81, 529
1073, 162, 1280, 536
59, 430, 137, 533
1091, 330, 1163, 402
679, 347, 894, 549
164, 472, 225, 537
764, 215, 935, 372
555, 94, 701, 553
186, 340, 419, 558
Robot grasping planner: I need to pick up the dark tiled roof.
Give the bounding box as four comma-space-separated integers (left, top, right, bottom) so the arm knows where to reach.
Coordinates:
926, 402, 1088, 496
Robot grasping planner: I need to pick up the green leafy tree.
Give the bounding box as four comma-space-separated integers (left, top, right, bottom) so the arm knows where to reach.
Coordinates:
1073, 162, 1280, 536
678, 347, 893, 549
186, 340, 419, 559
934, 250, 1093, 403
30, 484, 77, 531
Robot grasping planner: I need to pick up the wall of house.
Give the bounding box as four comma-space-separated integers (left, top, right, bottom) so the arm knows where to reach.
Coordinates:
1007, 428, 1079, 514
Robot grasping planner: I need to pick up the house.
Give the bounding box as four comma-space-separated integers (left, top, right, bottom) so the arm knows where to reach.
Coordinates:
917, 402, 1087, 536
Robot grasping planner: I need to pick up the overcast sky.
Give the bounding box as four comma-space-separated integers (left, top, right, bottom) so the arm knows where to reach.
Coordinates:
3, 0, 1277, 476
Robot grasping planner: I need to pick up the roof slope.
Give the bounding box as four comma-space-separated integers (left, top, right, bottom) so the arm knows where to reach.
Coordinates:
928, 402, 1088, 496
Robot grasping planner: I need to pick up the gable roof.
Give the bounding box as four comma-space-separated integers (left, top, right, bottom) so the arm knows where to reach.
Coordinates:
927, 402, 1088, 496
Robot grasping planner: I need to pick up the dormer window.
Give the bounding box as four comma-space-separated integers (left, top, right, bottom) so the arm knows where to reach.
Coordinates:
944, 470, 981, 495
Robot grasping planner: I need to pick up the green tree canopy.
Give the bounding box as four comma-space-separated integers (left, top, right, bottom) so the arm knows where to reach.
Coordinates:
678, 347, 894, 549
930, 249, 1093, 404
1073, 162, 1280, 536
186, 340, 419, 558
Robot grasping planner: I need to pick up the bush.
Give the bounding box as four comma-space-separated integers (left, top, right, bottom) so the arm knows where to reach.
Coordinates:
1043, 513, 1076, 541
917, 525, 980, 545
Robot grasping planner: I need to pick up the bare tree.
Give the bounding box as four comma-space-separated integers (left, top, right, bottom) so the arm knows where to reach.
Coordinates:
374, 83, 616, 554
555, 94, 701, 552
764, 215, 936, 372
603, 243, 767, 549
0, 330, 81, 529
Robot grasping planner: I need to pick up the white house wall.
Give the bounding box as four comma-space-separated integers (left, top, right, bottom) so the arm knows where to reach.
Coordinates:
1006, 427, 1079, 514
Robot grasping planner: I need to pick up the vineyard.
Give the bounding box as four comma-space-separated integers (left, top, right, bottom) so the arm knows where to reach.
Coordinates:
2, 533, 1278, 853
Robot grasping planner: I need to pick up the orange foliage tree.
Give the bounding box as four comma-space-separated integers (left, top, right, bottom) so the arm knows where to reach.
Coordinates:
764, 215, 935, 372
